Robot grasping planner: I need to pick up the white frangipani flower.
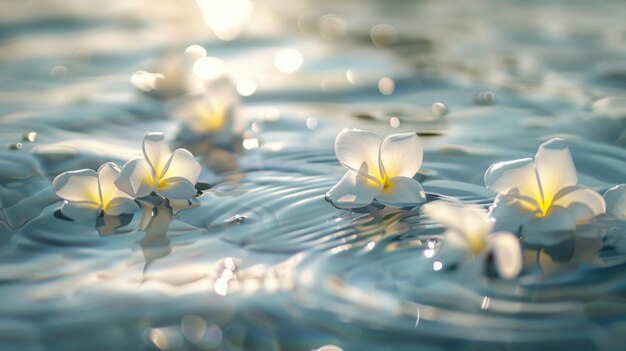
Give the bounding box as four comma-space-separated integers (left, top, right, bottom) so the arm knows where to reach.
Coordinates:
52, 163, 139, 221
326, 129, 426, 208
170, 78, 239, 135
422, 201, 522, 279
115, 132, 201, 200
485, 138, 606, 233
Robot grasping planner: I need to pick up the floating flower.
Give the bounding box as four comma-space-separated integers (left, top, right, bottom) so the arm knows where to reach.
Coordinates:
52, 163, 139, 221
169, 78, 239, 136
115, 132, 201, 200
326, 129, 426, 208
422, 201, 522, 279
485, 138, 605, 236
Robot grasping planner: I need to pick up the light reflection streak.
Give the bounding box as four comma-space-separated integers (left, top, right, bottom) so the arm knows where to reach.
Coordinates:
414, 305, 421, 328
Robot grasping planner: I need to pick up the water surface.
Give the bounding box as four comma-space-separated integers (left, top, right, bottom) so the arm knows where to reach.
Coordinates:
1, 0, 626, 350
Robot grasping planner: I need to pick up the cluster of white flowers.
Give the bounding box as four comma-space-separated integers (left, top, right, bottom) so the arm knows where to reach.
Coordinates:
50, 126, 625, 280
52, 132, 201, 221
327, 129, 622, 279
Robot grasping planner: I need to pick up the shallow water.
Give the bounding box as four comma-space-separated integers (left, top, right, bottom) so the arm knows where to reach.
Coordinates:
1, 0, 626, 350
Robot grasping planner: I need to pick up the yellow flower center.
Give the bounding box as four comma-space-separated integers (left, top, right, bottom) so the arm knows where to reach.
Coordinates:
466, 232, 486, 254
530, 188, 554, 218
194, 104, 226, 132
382, 176, 391, 189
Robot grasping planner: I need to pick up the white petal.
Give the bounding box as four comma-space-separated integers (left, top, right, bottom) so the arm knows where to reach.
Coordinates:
376, 177, 426, 208
378, 132, 423, 179
489, 191, 538, 233
422, 201, 466, 234
52, 169, 101, 204
604, 184, 626, 220
104, 198, 139, 216
462, 206, 494, 246
435, 231, 471, 264
334, 129, 382, 179
98, 163, 119, 198
326, 171, 381, 209
535, 138, 577, 205
155, 177, 197, 200
462, 205, 493, 235
444, 229, 471, 251
98, 162, 134, 204
142, 132, 172, 177
489, 232, 522, 279
172, 83, 237, 134
60, 201, 102, 221
552, 185, 606, 223
162, 148, 201, 185
115, 158, 155, 198
423, 201, 493, 252
484, 158, 542, 201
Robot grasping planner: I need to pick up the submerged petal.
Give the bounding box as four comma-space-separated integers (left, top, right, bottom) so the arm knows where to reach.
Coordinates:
535, 138, 577, 205
162, 148, 202, 185
326, 171, 381, 209
115, 158, 155, 198
105, 197, 139, 216
553, 185, 605, 223
378, 133, 423, 178
52, 169, 101, 204
522, 206, 576, 247
489, 232, 522, 279
334, 129, 382, 179
60, 201, 102, 221
155, 177, 197, 200
484, 158, 542, 202
142, 132, 172, 177
376, 176, 425, 207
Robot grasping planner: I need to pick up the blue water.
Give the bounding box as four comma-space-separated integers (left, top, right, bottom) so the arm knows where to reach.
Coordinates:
1, 0, 626, 350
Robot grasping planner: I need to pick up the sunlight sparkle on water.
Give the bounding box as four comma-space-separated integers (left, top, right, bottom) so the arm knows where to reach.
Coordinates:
184, 44, 207, 61
274, 48, 303, 74
389, 116, 400, 128
306, 117, 318, 129
193, 57, 226, 80
236, 79, 257, 96
196, 0, 253, 41
346, 69, 357, 84
378, 77, 395, 95
243, 138, 260, 150
318, 14, 347, 41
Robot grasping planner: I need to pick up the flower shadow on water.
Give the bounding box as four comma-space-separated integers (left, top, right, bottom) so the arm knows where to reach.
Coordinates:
522, 222, 606, 278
